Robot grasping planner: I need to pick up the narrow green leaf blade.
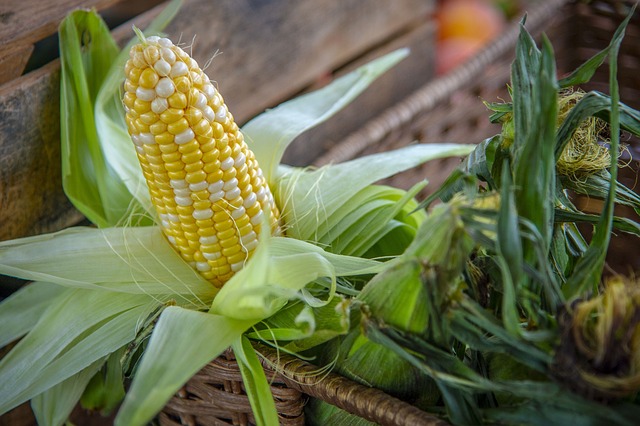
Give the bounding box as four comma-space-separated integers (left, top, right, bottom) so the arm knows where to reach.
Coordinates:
232, 336, 279, 426
242, 49, 409, 182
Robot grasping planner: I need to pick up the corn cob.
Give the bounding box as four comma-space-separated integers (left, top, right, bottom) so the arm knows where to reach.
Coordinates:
123, 35, 280, 287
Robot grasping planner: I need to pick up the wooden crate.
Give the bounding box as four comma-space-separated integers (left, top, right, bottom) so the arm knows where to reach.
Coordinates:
0, 0, 436, 242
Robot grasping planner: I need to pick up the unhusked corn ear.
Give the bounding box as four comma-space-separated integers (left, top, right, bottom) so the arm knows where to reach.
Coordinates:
123, 35, 280, 287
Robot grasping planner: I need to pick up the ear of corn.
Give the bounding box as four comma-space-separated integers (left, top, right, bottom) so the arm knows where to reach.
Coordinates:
123, 35, 280, 287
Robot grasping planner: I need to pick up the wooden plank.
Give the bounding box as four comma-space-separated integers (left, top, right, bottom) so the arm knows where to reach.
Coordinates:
0, 0, 166, 82
0, 60, 82, 242
0, 0, 125, 48
161, 0, 434, 124
0, 44, 33, 86
0, 0, 434, 241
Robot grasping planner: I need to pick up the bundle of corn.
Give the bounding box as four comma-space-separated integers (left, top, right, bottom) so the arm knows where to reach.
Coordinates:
320, 6, 640, 426
0, 3, 473, 426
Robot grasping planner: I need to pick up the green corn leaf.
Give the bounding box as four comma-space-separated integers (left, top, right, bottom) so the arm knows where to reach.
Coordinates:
114, 306, 255, 426
311, 184, 423, 247
0, 289, 157, 414
232, 336, 279, 426
359, 259, 428, 334
0, 281, 66, 347
0, 227, 215, 305
248, 303, 318, 343
242, 49, 410, 183
558, 4, 636, 88
210, 234, 381, 321
210, 233, 336, 319
496, 163, 524, 336
563, 8, 633, 298
555, 209, 640, 236
317, 183, 425, 257
340, 182, 427, 257
269, 237, 381, 276
31, 359, 104, 426
511, 31, 558, 257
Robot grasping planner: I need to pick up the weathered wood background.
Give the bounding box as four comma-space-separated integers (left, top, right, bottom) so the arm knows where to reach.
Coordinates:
0, 0, 436, 242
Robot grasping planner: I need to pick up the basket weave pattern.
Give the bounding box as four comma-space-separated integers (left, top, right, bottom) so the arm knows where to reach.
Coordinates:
159, 349, 306, 426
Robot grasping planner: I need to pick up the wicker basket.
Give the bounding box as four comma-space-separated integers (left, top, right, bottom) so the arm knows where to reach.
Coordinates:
160, 0, 640, 424
159, 345, 447, 426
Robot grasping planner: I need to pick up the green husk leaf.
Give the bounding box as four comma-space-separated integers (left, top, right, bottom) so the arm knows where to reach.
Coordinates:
310, 184, 421, 247
0, 289, 157, 414
511, 30, 558, 257
252, 298, 352, 352
211, 234, 382, 321
359, 259, 427, 334
59, 10, 132, 227
114, 307, 254, 426
242, 49, 410, 183
0, 227, 214, 305
210, 233, 335, 319
269, 237, 381, 276
232, 336, 279, 426
0, 282, 66, 347
341, 182, 427, 257
80, 347, 126, 414
31, 359, 104, 426
279, 144, 474, 242
316, 182, 425, 257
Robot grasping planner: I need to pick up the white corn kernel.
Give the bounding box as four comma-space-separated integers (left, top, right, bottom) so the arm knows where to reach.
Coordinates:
136, 87, 156, 101
155, 78, 175, 98
175, 129, 195, 145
